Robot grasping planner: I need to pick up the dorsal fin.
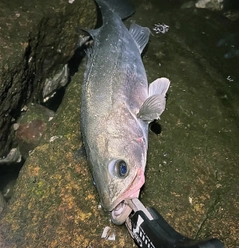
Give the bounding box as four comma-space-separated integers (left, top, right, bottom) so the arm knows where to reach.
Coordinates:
85, 28, 101, 39
95, 0, 135, 20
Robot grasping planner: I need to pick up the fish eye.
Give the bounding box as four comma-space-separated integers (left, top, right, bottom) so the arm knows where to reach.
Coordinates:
108, 159, 129, 178
118, 160, 127, 177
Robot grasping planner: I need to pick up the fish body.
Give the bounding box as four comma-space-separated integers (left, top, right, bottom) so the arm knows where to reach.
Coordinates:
81, 0, 170, 224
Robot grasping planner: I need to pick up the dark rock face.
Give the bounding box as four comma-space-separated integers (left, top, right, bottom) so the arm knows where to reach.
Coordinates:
15, 103, 55, 159
0, 192, 6, 215
0, 0, 96, 158
16, 119, 46, 156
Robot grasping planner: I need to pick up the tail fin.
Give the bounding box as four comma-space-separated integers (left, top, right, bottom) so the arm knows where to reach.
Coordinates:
95, 0, 135, 20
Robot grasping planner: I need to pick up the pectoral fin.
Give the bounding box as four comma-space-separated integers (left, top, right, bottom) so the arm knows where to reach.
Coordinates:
137, 77, 170, 121
149, 77, 170, 96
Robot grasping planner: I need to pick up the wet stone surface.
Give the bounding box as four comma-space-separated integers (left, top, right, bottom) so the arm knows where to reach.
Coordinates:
131, 0, 239, 247
15, 103, 55, 160
0, 0, 96, 157
0, 64, 136, 248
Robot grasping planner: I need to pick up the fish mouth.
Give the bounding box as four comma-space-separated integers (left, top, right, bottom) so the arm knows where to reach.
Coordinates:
110, 192, 139, 225
109, 168, 145, 225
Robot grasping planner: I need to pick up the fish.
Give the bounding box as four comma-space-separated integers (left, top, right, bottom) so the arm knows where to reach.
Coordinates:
81, 0, 170, 224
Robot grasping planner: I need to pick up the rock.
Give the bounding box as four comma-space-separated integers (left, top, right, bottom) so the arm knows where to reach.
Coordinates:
195, 0, 224, 10
216, 33, 239, 59
0, 148, 21, 164
224, 48, 239, 58
43, 64, 70, 102
0, 192, 6, 215
180, 1, 196, 9
2, 180, 17, 202
223, 10, 239, 21
0, 103, 55, 163
0, 0, 96, 158
15, 103, 55, 160
0, 60, 135, 247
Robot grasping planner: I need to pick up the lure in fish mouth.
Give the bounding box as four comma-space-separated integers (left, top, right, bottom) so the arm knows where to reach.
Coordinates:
110, 165, 145, 225
80, 0, 170, 225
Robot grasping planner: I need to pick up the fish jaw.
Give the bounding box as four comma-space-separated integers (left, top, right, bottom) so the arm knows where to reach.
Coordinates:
109, 166, 145, 210
106, 167, 145, 225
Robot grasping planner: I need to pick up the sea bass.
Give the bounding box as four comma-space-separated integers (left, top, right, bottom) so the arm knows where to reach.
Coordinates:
81, 0, 170, 224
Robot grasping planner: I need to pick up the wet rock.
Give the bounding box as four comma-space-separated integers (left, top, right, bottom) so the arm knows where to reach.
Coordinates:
15, 103, 55, 159
0, 192, 6, 215
224, 48, 239, 58
0, 61, 135, 248
2, 180, 16, 202
195, 0, 224, 10
43, 64, 70, 102
0, 0, 96, 158
0, 148, 21, 164
16, 120, 47, 159
216, 33, 239, 59
180, 1, 196, 9
223, 10, 239, 21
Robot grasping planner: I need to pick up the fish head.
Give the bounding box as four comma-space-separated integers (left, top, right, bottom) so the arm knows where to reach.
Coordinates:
90, 108, 148, 223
